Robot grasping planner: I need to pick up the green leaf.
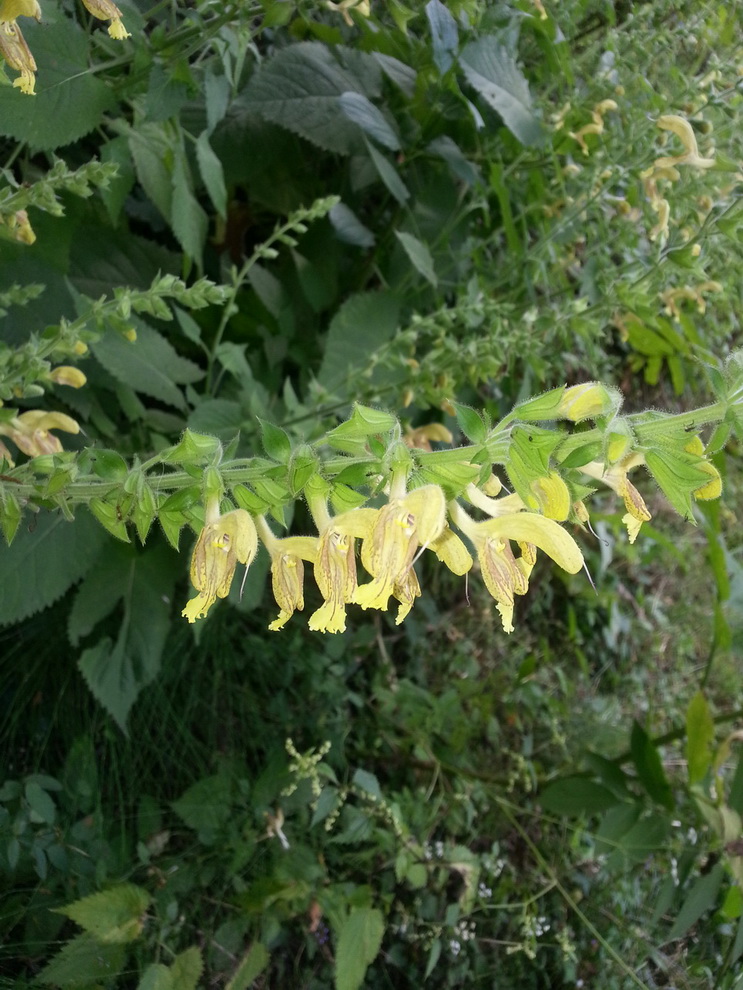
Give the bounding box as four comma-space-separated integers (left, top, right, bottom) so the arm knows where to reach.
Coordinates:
240, 42, 381, 154
645, 447, 712, 520
426, 0, 458, 74
452, 402, 487, 444
171, 773, 233, 837
335, 907, 384, 990
395, 232, 437, 287
172, 149, 208, 262
77, 543, 176, 730
666, 863, 725, 942
459, 37, 545, 147
0, 16, 114, 151
226, 942, 269, 990
365, 140, 410, 204
328, 202, 375, 248
630, 721, 674, 810
0, 512, 106, 626
169, 947, 203, 990
258, 419, 293, 463
196, 131, 228, 218
92, 319, 203, 412
25, 782, 56, 825
128, 123, 174, 221
686, 691, 715, 785
318, 291, 400, 390
137, 964, 173, 990
339, 92, 400, 150
33, 933, 126, 987
540, 777, 622, 817
54, 884, 151, 944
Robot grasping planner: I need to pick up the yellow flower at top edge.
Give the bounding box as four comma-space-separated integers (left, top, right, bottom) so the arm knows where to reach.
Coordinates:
0, 21, 37, 95
353, 485, 447, 616
181, 509, 258, 623
80, 0, 130, 39
0, 0, 41, 23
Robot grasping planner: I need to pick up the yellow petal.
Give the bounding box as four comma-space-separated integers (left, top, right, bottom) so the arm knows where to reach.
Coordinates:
477, 513, 584, 574
430, 527, 473, 575
528, 472, 571, 521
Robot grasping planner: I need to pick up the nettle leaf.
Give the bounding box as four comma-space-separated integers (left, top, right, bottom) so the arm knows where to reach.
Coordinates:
240, 43, 380, 154
172, 149, 209, 262
196, 131, 228, 218
395, 231, 437, 287
128, 122, 174, 221
92, 318, 204, 412
459, 37, 545, 147
334, 907, 384, 990
0, 512, 106, 626
318, 291, 400, 390
77, 543, 176, 730
426, 0, 458, 74
137, 964, 173, 990
328, 202, 375, 248
365, 139, 410, 204
33, 933, 126, 988
55, 884, 151, 943
0, 15, 115, 151
226, 942, 269, 990
169, 947, 203, 990
339, 92, 400, 150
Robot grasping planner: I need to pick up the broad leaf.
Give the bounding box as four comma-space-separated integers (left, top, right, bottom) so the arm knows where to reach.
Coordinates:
540, 777, 622, 817
0, 16, 114, 150
0, 512, 106, 626
317, 291, 400, 390
33, 933, 126, 987
226, 942, 269, 990
395, 232, 437, 287
339, 92, 400, 150
335, 907, 384, 990
459, 37, 545, 146
54, 884, 151, 944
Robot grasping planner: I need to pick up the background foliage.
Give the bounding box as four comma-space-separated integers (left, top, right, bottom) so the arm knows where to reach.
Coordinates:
1, 0, 742, 986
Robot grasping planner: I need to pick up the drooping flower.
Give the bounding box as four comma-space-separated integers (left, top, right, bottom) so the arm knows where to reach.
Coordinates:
309, 522, 359, 634
0, 208, 35, 242
0, 0, 41, 21
255, 517, 317, 632
580, 458, 651, 543
353, 485, 447, 615
453, 505, 584, 633
49, 366, 87, 388
0, 410, 79, 456
80, 0, 130, 39
181, 508, 258, 623
684, 436, 722, 501
0, 21, 37, 95
653, 115, 715, 170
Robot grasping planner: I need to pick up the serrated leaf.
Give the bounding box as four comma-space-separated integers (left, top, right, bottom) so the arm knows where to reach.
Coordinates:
33, 933, 126, 987
459, 37, 545, 146
426, 0, 458, 74
0, 512, 106, 626
196, 131, 228, 218
240, 43, 376, 154
138, 964, 173, 990
92, 319, 203, 411
395, 231, 437, 286
666, 863, 725, 943
366, 139, 410, 204
55, 884, 151, 944
339, 92, 400, 150
335, 908, 384, 990
169, 946, 203, 990
77, 543, 176, 730
328, 202, 375, 248
0, 17, 114, 151
128, 122, 174, 221
172, 150, 208, 262
171, 774, 233, 836
226, 942, 269, 990
318, 291, 400, 390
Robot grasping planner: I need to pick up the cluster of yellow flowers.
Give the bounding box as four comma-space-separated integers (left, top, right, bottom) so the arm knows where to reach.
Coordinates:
0, 0, 129, 95
642, 115, 715, 242
181, 458, 676, 635
0, 365, 85, 464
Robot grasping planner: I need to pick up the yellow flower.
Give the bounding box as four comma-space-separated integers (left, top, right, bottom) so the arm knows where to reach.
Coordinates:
309, 523, 358, 634
454, 508, 584, 633
684, 436, 722, 501
80, 0, 130, 39
49, 366, 87, 388
181, 509, 258, 623
0, 0, 41, 22
558, 383, 617, 422
654, 115, 715, 170
0, 409, 79, 456
0, 21, 36, 95
0, 208, 35, 242
353, 485, 446, 614
256, 520, 317, 631
527, 471, 571, 521
325, 0, 370, 26
581, 458, 651, 543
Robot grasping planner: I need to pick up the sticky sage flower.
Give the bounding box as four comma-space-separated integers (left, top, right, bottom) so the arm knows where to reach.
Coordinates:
453, 506, 584, 633
181, 507, 258, 623
353, 485, 447, 615
49, 366, 87, 388
0, 0, 41, 20
309, 522, 359, 634
0, 21, 36, 94
654, 115, 715, 170
684, 436, 722, 501
581, 458, 651, 543
255, 517, 317, 632
0, 410, 79, 456
81, 0, 130, 39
